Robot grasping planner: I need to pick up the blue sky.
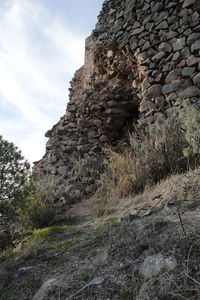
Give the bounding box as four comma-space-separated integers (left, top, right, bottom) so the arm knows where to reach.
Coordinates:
0, 0, 104, 163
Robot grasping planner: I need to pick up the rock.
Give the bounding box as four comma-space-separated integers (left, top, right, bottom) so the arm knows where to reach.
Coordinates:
107, 50, 114, 58
142, 41, 150, 51
45, 130, 53, 138
143, 84, 162, 98
131, 26, 144, 35
57, 166, 68, 177
193, 73, 200, 85
156, 21, 168, 30
88, 130, 99, 139
186, 55, 200, 66
182, 0, 196, 8
105, 108, 122, 114
182, 46, 190, 59
98, 33, 107, 40
165, 31, 178, 40
154, 73, 163, 83
173, 38, 186, 51
180, 15, 192, 27
178, 86, 200, 98
90, 276, 104, 285
94, 119, 102, 127
155, 96, 165, 108
167, 92, 177, 102
122, 214, 142, 224
142, 207, 159, 217
167, 15, 178, 25
187, 33, 200, 45
165, 69, 180, 83
152, 2, 163, 12
145, 22, 154, 31
142, 78, 151, 90
172, 51, 181, 61
139, 254, 177, 279
93, 249, 108, 265
162, 202, 177, 213
33, 278, 58, 300
181, 67, 195, 77
152, 51, 165, 62
191, 11, 199, 23
162, 82, 179, 94
132, 21, 141, 29
191, 40, 200, 53
99, 135, 109, 142
15, 266, 34, 278
158, 42, 172, 53
139, 99, 156, 113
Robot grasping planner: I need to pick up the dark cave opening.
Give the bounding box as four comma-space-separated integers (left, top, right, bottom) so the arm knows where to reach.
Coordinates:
116, 105, 140, 144
107, 98, 140, 148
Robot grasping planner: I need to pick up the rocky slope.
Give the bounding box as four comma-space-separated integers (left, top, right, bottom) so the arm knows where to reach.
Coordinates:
1, 168, 200, 300
35, 0, 200, 203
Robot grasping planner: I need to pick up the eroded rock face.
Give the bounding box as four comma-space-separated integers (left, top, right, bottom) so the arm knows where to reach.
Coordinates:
35, 0, 200, 203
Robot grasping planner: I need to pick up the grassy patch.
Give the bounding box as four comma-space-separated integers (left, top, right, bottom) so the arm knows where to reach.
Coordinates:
29, 224, 72, 242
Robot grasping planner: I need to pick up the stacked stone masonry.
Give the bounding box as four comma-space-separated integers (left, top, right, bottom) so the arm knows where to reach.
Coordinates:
35, 0, 200, 203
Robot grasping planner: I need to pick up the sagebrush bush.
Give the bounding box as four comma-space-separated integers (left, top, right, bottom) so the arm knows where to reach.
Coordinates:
179, 101, 200, 157
18, 177, 58, 230
91, 104, 200, 216
176, 168, 200, 210
73, 155, 104, 182
129, 116, 189, 185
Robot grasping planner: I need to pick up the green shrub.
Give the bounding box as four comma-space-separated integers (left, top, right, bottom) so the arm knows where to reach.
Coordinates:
0, 135, 30, 218
18, 177, 58, 230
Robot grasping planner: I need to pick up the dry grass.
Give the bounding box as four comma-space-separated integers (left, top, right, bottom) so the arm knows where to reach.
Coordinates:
115, 167, 200, 219
89, 149, 139, 216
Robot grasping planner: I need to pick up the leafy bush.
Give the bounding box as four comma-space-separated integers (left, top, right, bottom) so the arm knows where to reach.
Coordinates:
18, 177, 58, 230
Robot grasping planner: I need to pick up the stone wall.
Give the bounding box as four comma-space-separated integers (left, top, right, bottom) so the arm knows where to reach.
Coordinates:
35, 0, 200, 203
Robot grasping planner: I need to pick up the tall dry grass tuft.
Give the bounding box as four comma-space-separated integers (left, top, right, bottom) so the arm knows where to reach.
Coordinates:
89, 149, 139, 216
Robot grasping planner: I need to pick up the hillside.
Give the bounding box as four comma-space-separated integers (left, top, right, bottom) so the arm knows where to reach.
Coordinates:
1, 0, 200, 299
1, 168, 200, 299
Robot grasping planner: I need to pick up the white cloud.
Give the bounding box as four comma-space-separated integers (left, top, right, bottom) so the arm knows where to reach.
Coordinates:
0, 0, 86, 162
